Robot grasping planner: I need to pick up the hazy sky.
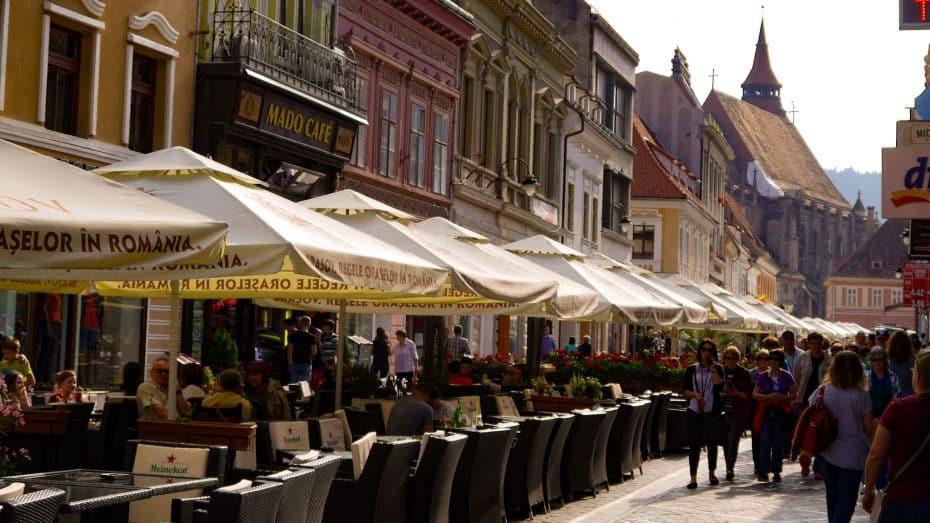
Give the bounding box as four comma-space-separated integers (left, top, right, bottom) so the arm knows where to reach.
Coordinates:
587, 0, 930, 173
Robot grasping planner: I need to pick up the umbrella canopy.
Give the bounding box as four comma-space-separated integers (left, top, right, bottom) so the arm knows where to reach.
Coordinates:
735, 295, 792, 334
588, 255, 710, 324
0, 140, 227, 280
299, 189, 416, 220
92, 150, 447, 298
503, 235, 684, 325
660, 274, 762, 332
700, 284, 781, 333
761, 303, 808, 335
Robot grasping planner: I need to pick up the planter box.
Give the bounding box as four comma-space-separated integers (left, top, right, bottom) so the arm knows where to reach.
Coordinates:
139, 420, 256, 451
530, 395, 596, 413
0, 408, 69, 435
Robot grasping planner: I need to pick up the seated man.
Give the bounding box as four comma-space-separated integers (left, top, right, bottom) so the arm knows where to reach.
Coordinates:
447, 360, 474, 386
137, 357, 192, 419
202, 369, 253, 421
385, 384, 434, 435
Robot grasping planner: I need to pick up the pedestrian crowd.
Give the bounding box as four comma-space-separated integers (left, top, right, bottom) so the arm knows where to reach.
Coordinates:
681, 329, 929, 523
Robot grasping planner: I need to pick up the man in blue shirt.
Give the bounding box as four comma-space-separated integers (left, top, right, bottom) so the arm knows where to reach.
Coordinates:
540, 325, 557, 356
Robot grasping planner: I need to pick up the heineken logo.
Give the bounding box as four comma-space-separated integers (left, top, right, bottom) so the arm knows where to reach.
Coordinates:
283, 435, 301, 443
149, 453, 189, 475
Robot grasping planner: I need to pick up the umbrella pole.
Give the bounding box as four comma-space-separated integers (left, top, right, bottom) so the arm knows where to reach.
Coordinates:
167, 280, 181, 420
334, 298, 347, 409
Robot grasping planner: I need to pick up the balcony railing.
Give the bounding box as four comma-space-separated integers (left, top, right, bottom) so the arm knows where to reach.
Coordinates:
209, 2, 356, 109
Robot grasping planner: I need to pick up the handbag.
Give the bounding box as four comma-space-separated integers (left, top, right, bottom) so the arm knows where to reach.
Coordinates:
791, 385, 837, 459
869, 430, 930, 523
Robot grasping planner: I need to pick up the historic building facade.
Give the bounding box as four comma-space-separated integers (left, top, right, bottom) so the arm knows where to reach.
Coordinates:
825, 220, 913, 329
0, 0, 196, 386
703, 21, 876, 316
338, 0, 475, 218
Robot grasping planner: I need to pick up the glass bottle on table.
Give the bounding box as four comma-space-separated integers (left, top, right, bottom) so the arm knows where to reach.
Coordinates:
453, 399, 463, 428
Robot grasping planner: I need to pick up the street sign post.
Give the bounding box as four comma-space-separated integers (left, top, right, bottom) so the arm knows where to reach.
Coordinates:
901, 0, 930, 30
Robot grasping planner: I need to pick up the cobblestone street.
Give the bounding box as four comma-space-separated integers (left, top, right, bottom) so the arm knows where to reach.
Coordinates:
531, 439, 870, 523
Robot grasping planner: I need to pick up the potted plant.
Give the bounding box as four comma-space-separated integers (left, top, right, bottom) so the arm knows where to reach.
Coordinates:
350, 364, 381, 398
207, 327, 238, 372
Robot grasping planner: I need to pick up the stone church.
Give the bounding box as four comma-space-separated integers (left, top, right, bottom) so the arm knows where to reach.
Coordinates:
703, 21, 877, 317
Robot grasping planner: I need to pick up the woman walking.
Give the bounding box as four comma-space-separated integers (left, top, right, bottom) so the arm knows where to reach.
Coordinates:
887, 332, 915, 397
371, 327, 390, 379
862, 349, 930, 522
682, 340, 724, 489
749, 348, 771, 475
814, 351, 875, 523
752, 349, 794, 482
721, 346, 753, 481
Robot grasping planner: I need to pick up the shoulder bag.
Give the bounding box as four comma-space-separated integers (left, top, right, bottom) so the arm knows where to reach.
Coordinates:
791, 385, 837, 459
869, 430, 930, 523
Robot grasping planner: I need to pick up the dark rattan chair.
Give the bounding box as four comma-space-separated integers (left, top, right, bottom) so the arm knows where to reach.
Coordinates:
254, 467, 316, 523
407, 433, 467, 523
607, 402, 633, 483
193, 404, 243, 424
0, 488, 65, 523
504, 416, 556, 518
639, 393, 657, 461
363, 403, 387, 434
322, 439, 419, 523
209, 481, 283, 523
123, 439, 229, 486
592, 407, 618, 493
542, 413, 574, 510
344, 408, 383, 437
449, 425, 516, 523
630, 401, 651, 475
298, 454, 341, 523
559, 409, 606, 501
651, 392, 671, 457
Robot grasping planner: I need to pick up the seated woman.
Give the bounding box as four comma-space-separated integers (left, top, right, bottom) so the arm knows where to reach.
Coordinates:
0, 337, 35, 390
244, 361, 292, 421
202, 369, 253, 421
180, 363, 207, 401
448, 360, 474, 386
119, 362, 142, 396
3, 370, 30, 408
50, 370, 78, 403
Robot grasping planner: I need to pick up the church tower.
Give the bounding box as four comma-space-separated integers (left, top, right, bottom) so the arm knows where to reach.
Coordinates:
741, 20, 785, 117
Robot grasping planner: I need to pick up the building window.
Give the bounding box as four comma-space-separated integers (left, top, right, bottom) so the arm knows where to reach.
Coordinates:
129, 54, 157, 153
432, 113, 449, 195
591, 196, 599, 244
351, 76, 368, 167
846, 288, 858, 307
45, 25, 82, 136
892, 288, 903, 304
462, 76, 474, 159
566, 182, 575, 231
482, 89, 495, 168
582, 192, 591, 240
871, 289, 883, 308
595, 64, 630, 140
378, 88, 398, 177
546, 132, 559, 199
408, 103, 426, 187
602, 168, 630, 233
633, 225, 655, 259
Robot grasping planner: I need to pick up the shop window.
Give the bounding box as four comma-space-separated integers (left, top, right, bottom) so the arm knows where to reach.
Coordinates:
408, 103, 426, 188
129, 54, 157, 153
76, 294, 145, 389
432, 113, 449, 195
351, 76, 368, 167
633, 225, 655, 259
45, 25, 82, 136
378, 88, 397, 177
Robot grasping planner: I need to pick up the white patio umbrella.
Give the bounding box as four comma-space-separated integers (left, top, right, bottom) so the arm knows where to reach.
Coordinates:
92, 147, 448, 415
503, 235, 684, 325
0, 140, 227, 280
700, 284, 782, 333
761, 303, 808, 336
660, 274, 762, 332
587, 254, 710, 324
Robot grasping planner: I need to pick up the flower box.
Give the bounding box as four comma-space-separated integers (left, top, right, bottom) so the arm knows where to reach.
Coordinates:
139, 419, 256, 451
0, 408, 68, 435
530, 395, 596, 413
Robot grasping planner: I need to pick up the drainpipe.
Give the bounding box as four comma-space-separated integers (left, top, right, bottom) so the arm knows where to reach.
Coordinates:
561, 81, 589, 243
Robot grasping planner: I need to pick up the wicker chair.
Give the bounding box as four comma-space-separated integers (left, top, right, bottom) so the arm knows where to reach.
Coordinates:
322, 440, 419, 523
298, 454, 341, 523
406, 433, 467, 523
252, 468, 316, 523
542, 413, 574, 510
193, 404, 243, 424
123, 440, 229, 486
607, 402, 633, 483
343, 408, 383, 437
0, 488, 65, 523
208, 481, 284, 523
559, 410, 606, 501
449, 425, 516, 523
650, 392, 672, 457
592, 407, 618, 493
639, 393, 658, 461
503, 416, 556, 518
630, 401, 651, 475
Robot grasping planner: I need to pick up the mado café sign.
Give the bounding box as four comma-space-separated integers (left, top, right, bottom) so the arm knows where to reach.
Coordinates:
882, 145, 930, 218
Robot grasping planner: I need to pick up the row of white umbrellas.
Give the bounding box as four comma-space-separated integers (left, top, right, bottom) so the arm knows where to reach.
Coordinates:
0, 142, 865, 411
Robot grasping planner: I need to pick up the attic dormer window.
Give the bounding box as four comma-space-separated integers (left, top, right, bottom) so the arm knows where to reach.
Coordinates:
871, 261, 882, 270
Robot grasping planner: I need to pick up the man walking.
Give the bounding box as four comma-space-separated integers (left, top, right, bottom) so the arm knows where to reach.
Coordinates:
446, 325, 471, 361
780, 330, 799, 373
540, 325, 557, 357
287, 316, 315, 383
393, 330, 418, 386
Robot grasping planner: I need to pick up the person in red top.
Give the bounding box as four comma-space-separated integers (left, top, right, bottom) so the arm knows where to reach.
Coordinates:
447, 359, 474, 386
863, 348, 930, 521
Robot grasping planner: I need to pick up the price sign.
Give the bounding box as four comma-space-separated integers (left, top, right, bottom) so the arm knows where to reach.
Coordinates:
903, 260, 930, 307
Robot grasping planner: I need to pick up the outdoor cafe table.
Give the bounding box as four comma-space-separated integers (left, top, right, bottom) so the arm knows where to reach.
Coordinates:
6, 468, 218, 522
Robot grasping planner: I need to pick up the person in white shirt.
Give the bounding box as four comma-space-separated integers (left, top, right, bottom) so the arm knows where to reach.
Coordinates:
392, 330, 418, 387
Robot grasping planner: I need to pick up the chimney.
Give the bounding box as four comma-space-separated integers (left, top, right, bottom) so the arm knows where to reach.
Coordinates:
671, 48, 691, 86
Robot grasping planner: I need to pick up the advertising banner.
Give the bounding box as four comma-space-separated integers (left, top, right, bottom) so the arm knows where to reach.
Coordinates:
881, 145, 930, 218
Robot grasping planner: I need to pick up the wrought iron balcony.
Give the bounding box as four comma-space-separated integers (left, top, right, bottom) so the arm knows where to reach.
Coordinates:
209, 2, 356, 108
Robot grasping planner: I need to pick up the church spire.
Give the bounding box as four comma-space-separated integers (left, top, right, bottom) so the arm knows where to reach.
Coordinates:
741, 19, 785, 117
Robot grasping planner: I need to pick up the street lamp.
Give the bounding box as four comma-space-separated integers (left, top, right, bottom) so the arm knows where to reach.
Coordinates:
497, 157, 538, 198
895, 267, 904, 279
620, 216, 631, 235
902, 227, 911, 246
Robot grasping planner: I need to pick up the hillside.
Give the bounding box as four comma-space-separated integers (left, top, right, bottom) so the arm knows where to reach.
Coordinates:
825, 167, 882, 218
